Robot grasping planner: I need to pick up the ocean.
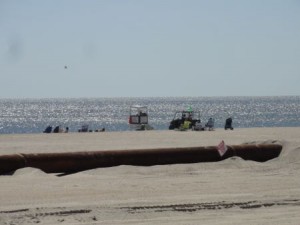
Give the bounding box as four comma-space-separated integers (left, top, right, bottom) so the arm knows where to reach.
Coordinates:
0, 96, 299, 134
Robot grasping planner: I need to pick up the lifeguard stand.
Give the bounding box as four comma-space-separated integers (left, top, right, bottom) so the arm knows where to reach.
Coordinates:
129, 105, 149, 130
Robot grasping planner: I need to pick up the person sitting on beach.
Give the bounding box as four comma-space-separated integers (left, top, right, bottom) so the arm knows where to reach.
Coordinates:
78, 124, 89, 132
181, 113, 186, 124
95, 127, 105, 132
53, 126, 60, 133
193, 121, 204, 131
205, 118, 215, 131
60, 127, 69, 133
43, 125, 52, 133
187, 113, 193, 121
225, 117, 234, 130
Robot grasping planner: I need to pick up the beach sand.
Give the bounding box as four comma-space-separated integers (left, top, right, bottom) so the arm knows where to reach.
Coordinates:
0, 127, 300, 224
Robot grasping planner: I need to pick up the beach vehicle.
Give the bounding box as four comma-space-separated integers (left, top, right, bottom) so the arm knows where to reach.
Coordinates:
169, 110, 201, 130
129, 105, 153, 130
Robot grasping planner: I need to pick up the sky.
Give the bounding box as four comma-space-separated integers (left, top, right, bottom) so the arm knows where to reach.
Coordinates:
0, 0, 300, 98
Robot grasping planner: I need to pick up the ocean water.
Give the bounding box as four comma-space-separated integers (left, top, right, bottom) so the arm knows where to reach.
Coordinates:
0, 96, 299, 134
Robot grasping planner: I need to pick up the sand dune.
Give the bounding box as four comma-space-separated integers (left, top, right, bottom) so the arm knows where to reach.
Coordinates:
0, 128, 300, 224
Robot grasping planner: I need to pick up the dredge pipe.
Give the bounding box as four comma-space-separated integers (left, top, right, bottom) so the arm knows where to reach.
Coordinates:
0, 144, 282, 174
0, 154, 26, 174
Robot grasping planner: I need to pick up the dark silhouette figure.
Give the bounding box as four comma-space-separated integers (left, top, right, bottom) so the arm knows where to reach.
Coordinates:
43, 125, 52, 133
53, 126, 60, 133
225, 118, 234, 130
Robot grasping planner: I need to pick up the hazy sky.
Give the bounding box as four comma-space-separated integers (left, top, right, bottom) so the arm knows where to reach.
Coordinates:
1, 0, 299, 98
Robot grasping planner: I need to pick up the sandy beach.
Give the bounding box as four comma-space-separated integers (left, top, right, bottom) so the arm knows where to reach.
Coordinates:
1, 127, 300, 224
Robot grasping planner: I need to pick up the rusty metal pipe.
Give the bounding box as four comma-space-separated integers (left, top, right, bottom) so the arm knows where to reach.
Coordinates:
0, 154, 26, 174
0, 144, 282, 174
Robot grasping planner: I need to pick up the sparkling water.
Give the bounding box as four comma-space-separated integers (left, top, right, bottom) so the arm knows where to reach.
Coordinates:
0, 96, 299, 134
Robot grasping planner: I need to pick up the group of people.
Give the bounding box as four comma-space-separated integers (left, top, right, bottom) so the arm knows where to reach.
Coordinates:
43, 125, 106, 133
43, 117, 234, 133
43, 125, 69, 133
192, 118, 215, 131
77, 124, 106, 132
193, 117, 234, 131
